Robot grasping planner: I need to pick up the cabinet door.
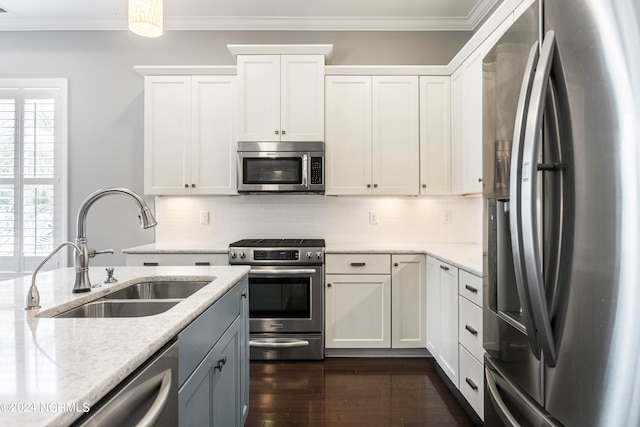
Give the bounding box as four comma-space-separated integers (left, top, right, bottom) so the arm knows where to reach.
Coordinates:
438, 261, 459, 387
191, 76, 237, 195
144, 76, 191, 195
419, 76, 451, 195
426, 256, 441, 356
391, 254, 426, 348
325, 274, 391, 348
237, 55, 281, 141
461, 51, 484, 194
324, 76, 372, 195
239, 280, 250, 425
211, 317, 242, 427
450, 67, 464, 195
372, 76, 419, 195
280, 55, 324, 141
179, 317, 242, 427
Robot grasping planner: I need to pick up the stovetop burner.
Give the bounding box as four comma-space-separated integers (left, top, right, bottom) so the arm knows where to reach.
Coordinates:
230, 238, 325, 248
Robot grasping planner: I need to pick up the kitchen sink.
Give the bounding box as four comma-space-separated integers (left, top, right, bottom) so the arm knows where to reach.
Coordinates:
54, 300, 181, 318
102, 280, 211, 300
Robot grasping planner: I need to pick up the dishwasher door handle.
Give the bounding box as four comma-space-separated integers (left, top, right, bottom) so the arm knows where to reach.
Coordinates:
250, 339, 310, 348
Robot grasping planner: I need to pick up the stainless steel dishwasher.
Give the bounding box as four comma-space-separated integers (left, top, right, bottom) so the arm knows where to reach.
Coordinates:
74, 340, 178, 427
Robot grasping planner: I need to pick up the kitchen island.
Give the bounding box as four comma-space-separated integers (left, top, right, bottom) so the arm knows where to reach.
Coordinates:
0, 265, 249, 427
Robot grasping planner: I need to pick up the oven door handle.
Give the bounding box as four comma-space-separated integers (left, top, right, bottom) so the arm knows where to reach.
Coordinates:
249, 269, 318, 275
249, 339, 310, 348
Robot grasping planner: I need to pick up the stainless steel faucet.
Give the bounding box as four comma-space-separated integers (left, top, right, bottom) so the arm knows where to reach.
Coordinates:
72, 188, 157, 293
26, 241, 82, 310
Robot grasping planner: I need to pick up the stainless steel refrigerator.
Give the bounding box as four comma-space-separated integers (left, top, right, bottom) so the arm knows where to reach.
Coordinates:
482, 0, 640, 425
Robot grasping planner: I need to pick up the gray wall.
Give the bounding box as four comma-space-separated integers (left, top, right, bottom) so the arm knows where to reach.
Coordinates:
0, 29, 470, 265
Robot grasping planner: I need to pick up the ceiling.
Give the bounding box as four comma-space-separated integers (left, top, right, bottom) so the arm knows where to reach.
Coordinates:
0, 0, 500, 32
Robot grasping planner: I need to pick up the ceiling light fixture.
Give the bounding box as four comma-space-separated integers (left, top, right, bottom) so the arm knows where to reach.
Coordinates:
128, 0, 163, 38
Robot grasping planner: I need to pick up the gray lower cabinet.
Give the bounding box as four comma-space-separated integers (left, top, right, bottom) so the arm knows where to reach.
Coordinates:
177, 277, 249, 427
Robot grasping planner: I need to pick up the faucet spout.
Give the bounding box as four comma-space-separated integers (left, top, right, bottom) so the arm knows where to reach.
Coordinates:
73, 188, 157, 293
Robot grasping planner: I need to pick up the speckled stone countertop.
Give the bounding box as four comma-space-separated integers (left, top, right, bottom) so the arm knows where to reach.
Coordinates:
122, 242, 482, 276
0, 265, 249, 427
122, 243, 228, 254
326, 243, 483, 276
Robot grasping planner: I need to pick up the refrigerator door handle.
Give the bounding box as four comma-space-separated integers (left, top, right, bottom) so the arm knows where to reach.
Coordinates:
520, 30, 558, 366
509, 42, 542, 359
485, 361, 562, 427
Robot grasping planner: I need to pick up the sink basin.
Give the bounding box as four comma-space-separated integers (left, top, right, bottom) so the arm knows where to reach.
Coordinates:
102, 280, 211, 300
54, 300, 180, 318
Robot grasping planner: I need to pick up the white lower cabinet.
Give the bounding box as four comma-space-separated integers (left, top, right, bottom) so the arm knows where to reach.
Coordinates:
426, 256, 459, 386
459, 345, 484, 420
427, 256, 484, 420
325, 253, 426, 349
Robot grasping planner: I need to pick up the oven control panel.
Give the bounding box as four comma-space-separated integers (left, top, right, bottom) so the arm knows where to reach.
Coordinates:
229, 247, 324, 265
254, 250, 299, 261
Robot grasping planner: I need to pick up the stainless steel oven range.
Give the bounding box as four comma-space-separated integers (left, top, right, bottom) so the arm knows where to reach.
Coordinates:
228, 238, 325, 360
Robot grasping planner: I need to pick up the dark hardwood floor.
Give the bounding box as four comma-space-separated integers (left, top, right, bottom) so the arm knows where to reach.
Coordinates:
246, 358, 477, 426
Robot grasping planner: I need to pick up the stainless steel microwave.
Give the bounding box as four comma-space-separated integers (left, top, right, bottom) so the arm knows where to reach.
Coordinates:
237, 141, 324, 193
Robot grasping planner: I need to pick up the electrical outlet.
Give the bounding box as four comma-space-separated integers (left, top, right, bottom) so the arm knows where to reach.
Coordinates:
444, 210, 452, 224
199, 211, 210, 225
369, 211, 379, 225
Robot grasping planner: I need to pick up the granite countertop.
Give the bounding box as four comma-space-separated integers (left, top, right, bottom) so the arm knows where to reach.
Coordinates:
325, 242, 482, 276
122, 242, 483, 276
122, 243, 229, 254
0, 265, 249, 427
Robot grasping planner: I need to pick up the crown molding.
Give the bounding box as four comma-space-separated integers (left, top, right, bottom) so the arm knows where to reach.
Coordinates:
0, 15, 481, 32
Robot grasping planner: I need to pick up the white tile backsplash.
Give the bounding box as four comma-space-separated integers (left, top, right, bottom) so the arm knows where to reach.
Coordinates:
154, 195, 482, 246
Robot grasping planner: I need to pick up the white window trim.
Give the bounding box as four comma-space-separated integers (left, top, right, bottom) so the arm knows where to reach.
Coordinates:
0, 78, 69, 279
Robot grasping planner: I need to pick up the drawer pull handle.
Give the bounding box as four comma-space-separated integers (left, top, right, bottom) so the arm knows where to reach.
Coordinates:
465, 284, 478, 293
351, 262, 366, 267
465, 377, 479, 391
440, 265, 449, 271
195, 262, 210, 266
143, 262, 159, 266
465, 325, 479, 336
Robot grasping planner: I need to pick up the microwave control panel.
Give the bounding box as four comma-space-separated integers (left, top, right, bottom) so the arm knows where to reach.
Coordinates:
311, 157, 323, 184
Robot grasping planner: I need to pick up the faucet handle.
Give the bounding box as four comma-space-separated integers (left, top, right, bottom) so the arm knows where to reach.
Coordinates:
88, 248, 115, 258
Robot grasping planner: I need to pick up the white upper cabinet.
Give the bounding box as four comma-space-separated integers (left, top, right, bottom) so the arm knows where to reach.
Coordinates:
419, 76, 451, 195
144, 75, 237, 195
237, 55, 324, 142
325, 75, 419, 196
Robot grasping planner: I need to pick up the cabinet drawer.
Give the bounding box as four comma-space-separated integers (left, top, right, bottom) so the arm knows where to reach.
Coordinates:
125, 253, 228, 267
459, 296, 483, 361
458, 269, 482, 306
459, 345, 484, 420
326, 254, 391, 274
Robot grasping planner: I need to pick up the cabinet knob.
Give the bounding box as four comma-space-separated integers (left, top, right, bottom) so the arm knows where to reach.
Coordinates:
439, 265, 449, 271
184, 184, 188, 188
373, 184, 378, 188
327, 283, 332, 288
422, 184, 427, 188
214, 357, 227, 372
275, 130, 279, 135
394, 263, 399, 267
478, 178, 483, 183
367, 184, 371, 188
191, 183, 196, 188
281, 130, 286, 135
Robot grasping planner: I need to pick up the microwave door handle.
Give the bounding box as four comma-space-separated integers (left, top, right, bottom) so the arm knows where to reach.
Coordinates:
302, 154, 308, 188
509, 42, 542, 359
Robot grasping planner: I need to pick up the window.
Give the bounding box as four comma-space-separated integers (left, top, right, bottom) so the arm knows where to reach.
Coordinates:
0, 79, 68, 275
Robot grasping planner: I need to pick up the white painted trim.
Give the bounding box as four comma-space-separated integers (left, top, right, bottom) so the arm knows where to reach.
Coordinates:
227, 44, 333, 62
447, 0, 524, 73
134, 66, 237, 76
325, 65, 449, 76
